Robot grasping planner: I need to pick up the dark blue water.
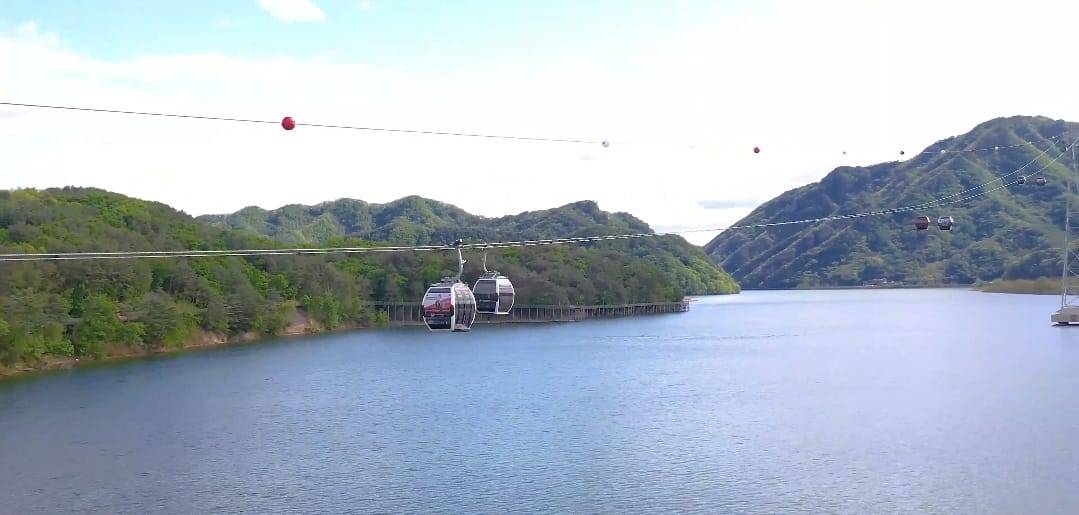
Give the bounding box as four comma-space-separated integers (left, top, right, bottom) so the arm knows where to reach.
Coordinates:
2, 289, 1078, 514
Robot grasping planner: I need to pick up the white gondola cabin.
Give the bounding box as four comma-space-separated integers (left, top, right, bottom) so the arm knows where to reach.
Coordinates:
473, 252, 515, 315
474, 272, 515, 315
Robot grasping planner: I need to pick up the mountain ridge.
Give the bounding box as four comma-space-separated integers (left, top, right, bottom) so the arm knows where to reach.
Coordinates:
199, 195, 735, 300
198, 197, 648, 245
704, 115, 1076, 288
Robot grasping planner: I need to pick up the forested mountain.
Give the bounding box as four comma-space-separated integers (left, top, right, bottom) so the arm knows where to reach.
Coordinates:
705, 116, 1077, 289
199, 196, 736, 302
0, 188, 737, 368
198, 196, 482, 245
199, 196, 649, 246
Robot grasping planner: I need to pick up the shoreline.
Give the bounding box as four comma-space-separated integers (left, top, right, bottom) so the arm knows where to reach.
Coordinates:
744, 284, 1060, 296
742, 285, 974, 292
973, 278, 1072, 295
0, 311, 365, 380
0, 302, 690, 381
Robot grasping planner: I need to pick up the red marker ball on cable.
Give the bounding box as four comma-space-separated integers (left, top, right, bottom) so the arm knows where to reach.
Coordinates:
753, 146, 760, 154
281, 116, 296, 130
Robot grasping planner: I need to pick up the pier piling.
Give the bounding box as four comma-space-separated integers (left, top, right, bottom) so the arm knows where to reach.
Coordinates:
369, 300, 690, 326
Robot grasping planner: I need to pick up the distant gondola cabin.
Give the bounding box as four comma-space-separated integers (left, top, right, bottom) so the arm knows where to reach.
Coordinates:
914, 216, 931, 231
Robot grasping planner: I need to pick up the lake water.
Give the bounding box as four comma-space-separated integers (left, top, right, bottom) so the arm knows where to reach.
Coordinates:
1, 289, 1078, 514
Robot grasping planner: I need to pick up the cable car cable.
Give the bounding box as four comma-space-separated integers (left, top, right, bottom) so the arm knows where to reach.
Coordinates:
0, 101, 605, 146
0, 139, 1071, 262
0, 177, 1034, 262
3, 101, 1068, 154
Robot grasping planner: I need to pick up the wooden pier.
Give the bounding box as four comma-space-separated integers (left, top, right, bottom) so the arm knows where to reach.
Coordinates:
370, 300, 690, 326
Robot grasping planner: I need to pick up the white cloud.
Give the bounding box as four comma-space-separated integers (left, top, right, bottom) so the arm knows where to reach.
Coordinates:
358, 0, 373, 11
3, 0, 1079, 247
13, 22, 59, 47
257, 0, 325, 22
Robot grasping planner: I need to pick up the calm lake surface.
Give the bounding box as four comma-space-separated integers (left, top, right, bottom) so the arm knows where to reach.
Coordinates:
2, 289, 1078, 514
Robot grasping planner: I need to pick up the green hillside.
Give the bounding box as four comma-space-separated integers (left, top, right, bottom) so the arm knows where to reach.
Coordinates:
197, 196, 483, 245
198, 196, 649, 245
200, 196, 738, 299
0, 188, 737, 369
704, 116, 1077, 289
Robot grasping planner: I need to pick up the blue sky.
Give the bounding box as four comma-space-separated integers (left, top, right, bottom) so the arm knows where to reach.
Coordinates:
0, 1, 714, 66
2, 0, 1078, 244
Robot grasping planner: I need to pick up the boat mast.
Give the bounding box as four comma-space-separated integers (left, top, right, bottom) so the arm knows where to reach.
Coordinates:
1064, 145, 1072, 309
1054, 135, 1079, 324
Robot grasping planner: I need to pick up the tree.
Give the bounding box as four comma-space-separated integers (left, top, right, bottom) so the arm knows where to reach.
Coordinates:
72, 294, 123, 359
137, 291, 195, 350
